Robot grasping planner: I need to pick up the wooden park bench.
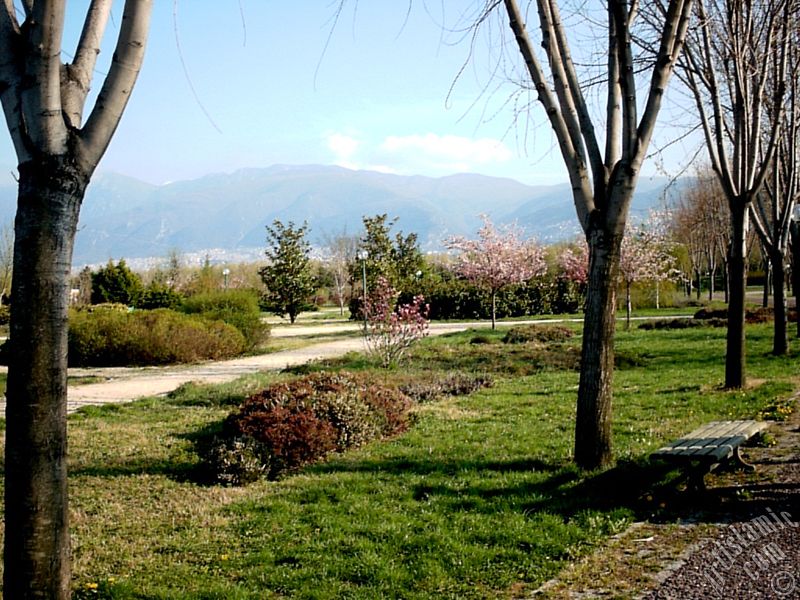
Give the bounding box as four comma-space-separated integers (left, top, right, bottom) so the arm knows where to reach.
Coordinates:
650, 420, 769, 492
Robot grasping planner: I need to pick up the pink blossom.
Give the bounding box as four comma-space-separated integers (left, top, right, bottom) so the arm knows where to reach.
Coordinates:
363, 277, 429, 367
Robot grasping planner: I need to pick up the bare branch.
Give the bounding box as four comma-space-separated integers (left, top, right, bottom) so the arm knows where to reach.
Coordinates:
20, 1, 68, 155
502, 0, 594, 230
62, 0, 113, 128
79, 0, 153, 174
635, 0, 693, 167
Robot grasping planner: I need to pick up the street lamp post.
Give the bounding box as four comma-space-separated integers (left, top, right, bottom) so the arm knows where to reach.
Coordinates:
356, 249, 368, 332
222, 268, 230, 290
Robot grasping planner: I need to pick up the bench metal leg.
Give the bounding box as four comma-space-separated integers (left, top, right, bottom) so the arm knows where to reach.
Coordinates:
730, 446, 757, 472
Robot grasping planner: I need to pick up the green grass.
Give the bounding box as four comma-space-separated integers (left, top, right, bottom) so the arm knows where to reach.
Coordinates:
2, 322, 797, 598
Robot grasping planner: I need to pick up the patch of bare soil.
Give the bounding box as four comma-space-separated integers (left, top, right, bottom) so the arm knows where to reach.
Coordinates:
518, 393, 800, 599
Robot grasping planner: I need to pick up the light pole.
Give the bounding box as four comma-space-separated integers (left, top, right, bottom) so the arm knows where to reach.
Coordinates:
356, 249, 368, 332
222, 267, 230, 290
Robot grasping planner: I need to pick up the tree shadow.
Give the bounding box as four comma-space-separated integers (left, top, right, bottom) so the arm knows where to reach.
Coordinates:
68, 420, 226, 485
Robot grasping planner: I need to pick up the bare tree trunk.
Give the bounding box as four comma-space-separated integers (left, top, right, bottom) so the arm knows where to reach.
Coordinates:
491, 290, 497, 330
4, 157, 86, 599
726, 203, 748, 389
625, 280, 632, 330
575, 226, 621, 469
0, 3, 152, 595
709, 266, 716, 301
723, 260, 730, 303
771, 249, 788, 355
762, 259, 771, 308
696, 269, 702, 301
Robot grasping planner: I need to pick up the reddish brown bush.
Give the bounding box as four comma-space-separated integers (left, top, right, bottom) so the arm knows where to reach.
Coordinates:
204, 371, 413, 483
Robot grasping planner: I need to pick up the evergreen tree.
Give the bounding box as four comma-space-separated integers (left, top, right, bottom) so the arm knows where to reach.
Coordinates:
354, 214, 423, 292
90, 259, 144, 306
260, 221, 317, 323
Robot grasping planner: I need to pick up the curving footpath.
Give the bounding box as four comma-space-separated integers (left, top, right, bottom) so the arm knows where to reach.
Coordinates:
0, 316, 681, 415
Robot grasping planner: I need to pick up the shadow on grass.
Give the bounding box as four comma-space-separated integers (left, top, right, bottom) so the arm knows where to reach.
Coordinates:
70, 418, 225, 485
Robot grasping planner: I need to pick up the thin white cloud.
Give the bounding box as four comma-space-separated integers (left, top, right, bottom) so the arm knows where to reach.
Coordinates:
324, 131, 513, 177
381, 133, 513, 165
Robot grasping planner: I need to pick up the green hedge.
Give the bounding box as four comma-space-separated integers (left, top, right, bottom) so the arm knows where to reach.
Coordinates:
180, 290, 269, 350
68, 307, 246, 367
394, 277, 584, 321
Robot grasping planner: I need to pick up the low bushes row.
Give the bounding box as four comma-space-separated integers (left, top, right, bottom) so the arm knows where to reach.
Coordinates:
65, 290, 269, 367
68, 307, 246, 367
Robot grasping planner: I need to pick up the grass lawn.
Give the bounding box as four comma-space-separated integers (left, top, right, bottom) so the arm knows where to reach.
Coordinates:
1, 321, 797, 598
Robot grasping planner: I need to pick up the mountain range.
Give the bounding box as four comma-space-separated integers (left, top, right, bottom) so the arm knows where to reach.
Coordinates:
0, 164, 684, 266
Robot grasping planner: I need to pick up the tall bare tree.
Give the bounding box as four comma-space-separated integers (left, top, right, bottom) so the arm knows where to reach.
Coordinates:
486, 0, 693, 468
0, 2, 152, 597
321, 229, 359, 316
673, 168, 729, 301
678, 0, 794, 386
749, 19, 800, 355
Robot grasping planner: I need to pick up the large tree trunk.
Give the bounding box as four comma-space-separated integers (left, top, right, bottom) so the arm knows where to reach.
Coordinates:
793, 222, 800, 337
770, 249, 788, 355
725, 202, 748, 389
4, 157, 87, 599
575, 225, 622, 470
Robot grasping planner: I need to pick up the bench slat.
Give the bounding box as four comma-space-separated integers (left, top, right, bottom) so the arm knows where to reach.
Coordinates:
651, 420, 768, 464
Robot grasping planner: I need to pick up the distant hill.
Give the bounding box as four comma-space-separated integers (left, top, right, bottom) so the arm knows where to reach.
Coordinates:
0, 164, 686, 266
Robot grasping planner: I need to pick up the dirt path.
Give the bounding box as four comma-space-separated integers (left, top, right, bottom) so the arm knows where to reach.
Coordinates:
0, 315, 684, 415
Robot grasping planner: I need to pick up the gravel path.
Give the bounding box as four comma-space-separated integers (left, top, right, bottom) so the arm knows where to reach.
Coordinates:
642, 396, 800, 600
0, 336, 367, 415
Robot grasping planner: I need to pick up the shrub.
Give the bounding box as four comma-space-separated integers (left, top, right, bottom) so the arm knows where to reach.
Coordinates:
203, 372, 412, 483
363, 277, 429, 368
399, 372, 494, 403
502, 324, 574, 344
181, 290, 269, 350
202, 436, 271, 486
0, 304, 9, 325
137, 281, 184, 310
68, 307, 246, 367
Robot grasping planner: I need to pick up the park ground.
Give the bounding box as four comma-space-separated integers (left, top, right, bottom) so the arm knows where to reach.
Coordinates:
0, 306, 797, 598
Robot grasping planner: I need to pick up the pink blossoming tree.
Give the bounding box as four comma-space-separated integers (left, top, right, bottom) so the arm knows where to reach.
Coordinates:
619, 213, 676, 329
447, 215, 546, 329
363, 277, 429, 368
557, 242, 589, 286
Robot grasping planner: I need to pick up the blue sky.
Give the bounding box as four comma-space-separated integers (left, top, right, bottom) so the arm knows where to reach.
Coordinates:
0, 2, 693, 187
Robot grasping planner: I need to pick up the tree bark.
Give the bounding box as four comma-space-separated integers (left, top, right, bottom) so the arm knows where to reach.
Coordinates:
4, 156, 87, 600
575, 223, 621, 470
725, 202, 748, 389
708, 266, 716, 302
770, 249, 788, 355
